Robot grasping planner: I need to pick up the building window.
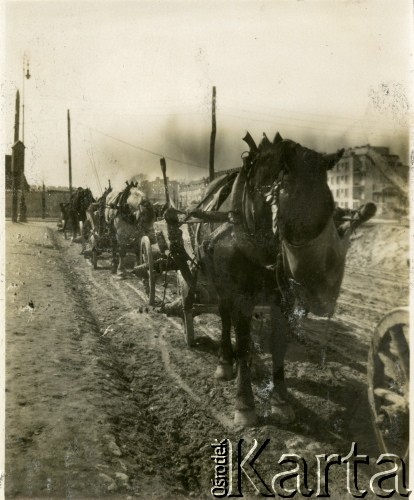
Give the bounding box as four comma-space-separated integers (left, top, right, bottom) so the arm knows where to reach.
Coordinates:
336, 189, 339, 197
345, 189, 348, 196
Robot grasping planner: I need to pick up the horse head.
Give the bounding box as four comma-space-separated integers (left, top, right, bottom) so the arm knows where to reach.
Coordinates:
126, 187, 155, 228
272, 138, 343, 245
268, 138, 347, 316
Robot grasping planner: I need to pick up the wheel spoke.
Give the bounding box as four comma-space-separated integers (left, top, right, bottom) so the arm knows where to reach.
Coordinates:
374, 388, 406, 407
378, 352, 398, 381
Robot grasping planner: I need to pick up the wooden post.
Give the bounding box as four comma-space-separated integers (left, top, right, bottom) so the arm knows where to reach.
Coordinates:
12, 141, 25, 222
14, 90, 20, 143
11, 149, 19, 223
67, 109, 73, 196
209, 86, 216, 183
42, 183, 46, 219
160, 157, 170, 207
11, 91, 20, 222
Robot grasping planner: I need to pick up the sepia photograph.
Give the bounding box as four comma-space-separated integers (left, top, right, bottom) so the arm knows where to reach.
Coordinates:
2, 1, 412, 498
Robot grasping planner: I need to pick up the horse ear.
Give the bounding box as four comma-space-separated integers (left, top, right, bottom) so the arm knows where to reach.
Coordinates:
242, 131, 258, 152
273, 132, 283, 144
324, 148, 344, 170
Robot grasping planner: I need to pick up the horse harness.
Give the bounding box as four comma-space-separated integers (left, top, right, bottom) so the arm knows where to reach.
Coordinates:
106, 183, 148, 226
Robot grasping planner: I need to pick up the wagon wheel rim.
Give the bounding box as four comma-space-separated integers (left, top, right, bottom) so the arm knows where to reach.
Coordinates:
367, 307, 409, 463
140, 236, 155, 306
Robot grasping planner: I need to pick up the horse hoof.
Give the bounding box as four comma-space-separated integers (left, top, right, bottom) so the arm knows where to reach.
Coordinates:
214, 364, 234, 381
270, 393, 295, 424
234, 409, 257, 428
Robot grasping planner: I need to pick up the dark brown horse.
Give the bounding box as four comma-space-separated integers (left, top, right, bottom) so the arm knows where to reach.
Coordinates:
194, 132, 373, 427
61, 187, 95, 244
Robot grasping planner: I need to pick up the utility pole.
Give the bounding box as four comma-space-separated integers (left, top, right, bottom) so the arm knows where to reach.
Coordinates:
67, 109, 73, 196
209, 86, 216, 183
22, 54, 30, 143
11, 90, 20, 222
42, 182, 46, 219
18, 55, 30, 222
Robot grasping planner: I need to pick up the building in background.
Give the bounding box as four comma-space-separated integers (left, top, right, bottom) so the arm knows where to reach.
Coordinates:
177, 167, 242, 209
178, 177, 210, 208
142, 177, 179, 207
328, 145, 408, 217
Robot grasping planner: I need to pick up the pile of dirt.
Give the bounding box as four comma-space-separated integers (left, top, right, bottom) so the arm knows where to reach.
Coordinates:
346, 223, 409, 276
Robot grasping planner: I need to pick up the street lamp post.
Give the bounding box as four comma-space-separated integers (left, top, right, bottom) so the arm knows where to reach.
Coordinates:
18, 55, 31, 223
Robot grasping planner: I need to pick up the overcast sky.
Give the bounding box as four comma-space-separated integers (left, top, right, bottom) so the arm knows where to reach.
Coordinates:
2, 0, 412, 194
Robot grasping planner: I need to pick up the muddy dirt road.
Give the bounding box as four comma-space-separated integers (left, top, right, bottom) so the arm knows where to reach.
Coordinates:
5, 221, 409, 498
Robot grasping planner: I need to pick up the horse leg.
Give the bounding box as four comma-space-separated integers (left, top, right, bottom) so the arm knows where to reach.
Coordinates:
79, 220, 86, 254
269, 302, 295, 423
72, 216, 80, 242
214, 298, 234, 380
62, 218, 68, 239
70, 215, 76, 241
111, 238, 119, 274
117, 245, 127, 277
233, 305, 257, 427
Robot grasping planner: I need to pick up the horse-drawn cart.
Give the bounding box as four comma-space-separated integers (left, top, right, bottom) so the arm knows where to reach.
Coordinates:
133, 212, 218, 346
367, 307, 409, 463
85, 183, 157, 295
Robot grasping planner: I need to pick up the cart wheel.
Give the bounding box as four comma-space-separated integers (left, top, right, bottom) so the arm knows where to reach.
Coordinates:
140, 236, 155, 306
177, 271, 195, 347
367, 307, 409, 462
91, 248, 98, 269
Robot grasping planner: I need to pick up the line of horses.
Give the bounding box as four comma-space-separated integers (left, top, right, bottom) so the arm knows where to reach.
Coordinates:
59, 132, 376, 427
60, 182, 156, 276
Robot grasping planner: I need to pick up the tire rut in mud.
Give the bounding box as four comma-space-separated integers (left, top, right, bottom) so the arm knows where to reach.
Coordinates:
57, 232, 226, 498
